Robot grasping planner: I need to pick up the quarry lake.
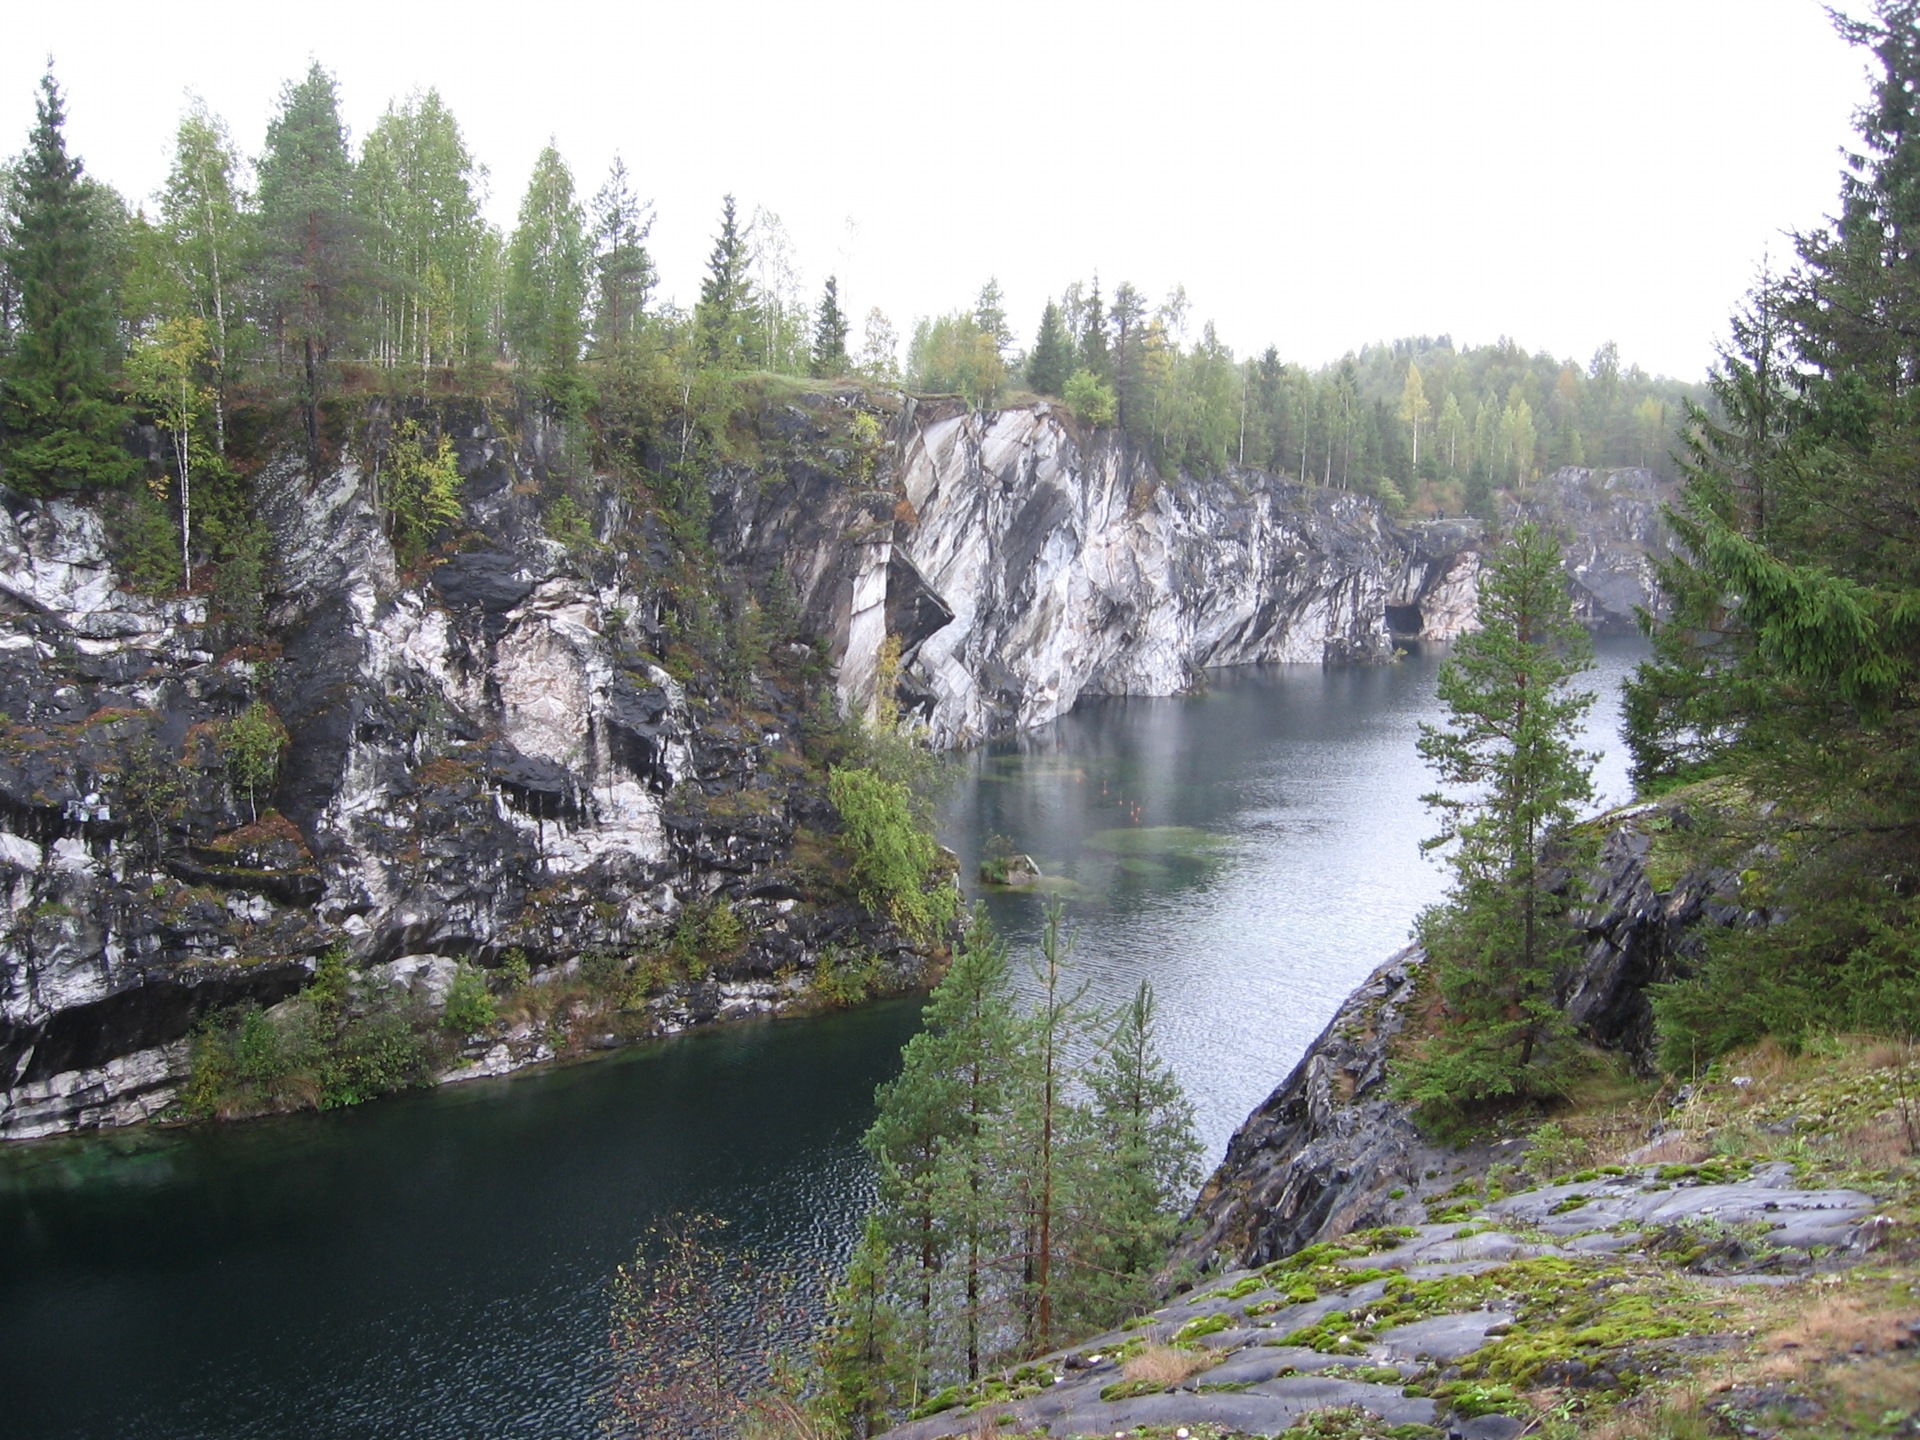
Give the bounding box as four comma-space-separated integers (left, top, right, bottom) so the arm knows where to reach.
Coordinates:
0, 638, 1645, 1440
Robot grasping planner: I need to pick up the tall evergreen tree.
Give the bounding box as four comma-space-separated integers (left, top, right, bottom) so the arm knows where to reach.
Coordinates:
1078, 979, 1200, 1326
695, 194, 754, 370
1077, 275, 1109, 383
811, 274, 849, 377
865, 915, 1015, 1370
1004, 898, 1090, 1356
0, 69, 134, 493
1625, 0, 1920, 1057
257, 63, 363, 470
504, 142, 588, 407
1108, 281, 1149, 434
816, 1215, 911, 1440
972, 277, 1011, 359
1026, 301, 1071, 398
1402, 523, 1595, 1118
588, 156, 654, 358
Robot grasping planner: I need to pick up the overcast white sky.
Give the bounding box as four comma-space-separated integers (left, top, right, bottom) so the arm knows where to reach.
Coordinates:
2, 0, 1870, 381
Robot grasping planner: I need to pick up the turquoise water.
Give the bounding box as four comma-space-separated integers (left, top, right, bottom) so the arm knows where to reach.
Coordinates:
0, 637, 1644, 1438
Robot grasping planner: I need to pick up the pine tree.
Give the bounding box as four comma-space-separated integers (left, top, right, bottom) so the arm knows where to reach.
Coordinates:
0, 69, 134, 493
588, 156, 654, 358
1080, 980, 1201, 1323
695, 194, 753, 370
504, 142, 588, 409
1027, 302, 1072, 398
811, 274, 849, 377
1005, 897, 1091, 1355
257, 63, 363, 471
925, 917, 1017, 1380
1402, 522, 1594, 1118
864, 914, 1015, 1370
972, 277, 1011, 359
816, 1214, 912, 1440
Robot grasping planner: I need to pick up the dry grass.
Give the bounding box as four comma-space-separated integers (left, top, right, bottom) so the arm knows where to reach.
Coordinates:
1585, 1384, 1713, 1440
1618, 1133, 1713, 1166
1120, 1343, 1217, 1387
1756, 1293, 1913, 1374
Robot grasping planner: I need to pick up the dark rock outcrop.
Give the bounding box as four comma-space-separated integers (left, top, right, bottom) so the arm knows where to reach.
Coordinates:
1170, 948, 1451, 1272
1174, 799, 1750, 1275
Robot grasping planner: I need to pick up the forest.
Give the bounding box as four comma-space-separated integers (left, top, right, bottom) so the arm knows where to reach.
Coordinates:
0, 57, 1700, 600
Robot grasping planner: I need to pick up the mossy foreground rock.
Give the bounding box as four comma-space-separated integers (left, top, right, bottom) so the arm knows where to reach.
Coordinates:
877, 1162, 1880, 1440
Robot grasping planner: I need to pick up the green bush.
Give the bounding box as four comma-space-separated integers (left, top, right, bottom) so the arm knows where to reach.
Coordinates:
813, 946, 882, 1008
442, 961, 497, 1036
828, 764, 957, 943
385, 418, 464, 562
1064, 368, 1116, 426
179, 970, 444, 1120
219, 698, 287, 822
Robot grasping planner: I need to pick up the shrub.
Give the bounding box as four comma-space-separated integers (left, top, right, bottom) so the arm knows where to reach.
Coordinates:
828, 765, 956, 943
385, 418, 464, 562
1064, 368, 1116, 426
442, 961, 497, 1036
219, 698, 287, 822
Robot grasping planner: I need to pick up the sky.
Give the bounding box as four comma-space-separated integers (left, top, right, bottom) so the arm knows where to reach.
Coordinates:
1, 0, 1872, 382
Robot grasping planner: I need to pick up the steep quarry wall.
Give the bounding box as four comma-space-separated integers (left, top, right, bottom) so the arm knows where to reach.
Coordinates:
713, 401, 1669, 747
0, 409, 908, 1140
0, 395, 1673, 1139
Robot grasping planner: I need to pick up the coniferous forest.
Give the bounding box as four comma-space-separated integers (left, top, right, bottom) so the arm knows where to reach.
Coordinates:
8, 9, 1920, 1440
0, 58, 1700, 596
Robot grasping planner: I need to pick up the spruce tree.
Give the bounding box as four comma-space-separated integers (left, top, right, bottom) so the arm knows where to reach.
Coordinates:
811, 274, 849, 378
1402, 522, 1594, 1118
1077, 275, 1110, 383
1080, 980, 1201, 1323
1624, 0, 1920, 1057
0, 70, 134, 494
257, 63, 362, 471
695, 194, 753, 370
1027, 302, 1072, 398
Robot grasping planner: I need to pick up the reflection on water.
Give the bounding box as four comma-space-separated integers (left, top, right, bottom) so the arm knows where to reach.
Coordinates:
0, 637, 1646, 1439
942, 636, 1646, 1155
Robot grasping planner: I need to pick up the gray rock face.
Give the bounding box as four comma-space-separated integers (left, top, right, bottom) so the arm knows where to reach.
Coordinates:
1168, 948, 1451, 1273
1, 398, 1675, 1139
0, 409, 916, 1140
1516, 466, 1673, 632
714, 404, 1671, 747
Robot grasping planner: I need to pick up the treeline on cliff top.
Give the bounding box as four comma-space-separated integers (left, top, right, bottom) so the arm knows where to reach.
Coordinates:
0, 58, 1696, 555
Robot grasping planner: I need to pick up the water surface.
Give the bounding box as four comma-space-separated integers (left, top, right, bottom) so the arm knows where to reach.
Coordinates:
0, 636, 1645, 1438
